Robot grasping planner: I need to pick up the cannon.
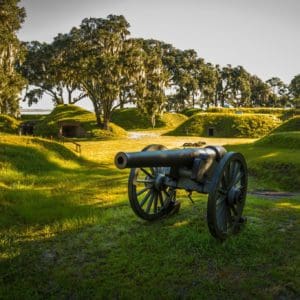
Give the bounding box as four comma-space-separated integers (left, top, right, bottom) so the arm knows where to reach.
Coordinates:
115, 144, 248, 241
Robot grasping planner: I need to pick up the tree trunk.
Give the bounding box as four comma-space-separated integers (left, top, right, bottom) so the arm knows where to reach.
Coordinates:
67, 88, 72, 104
102, 118, 109, 130
102, 105, 111, 130
151, 114, 156, 128
119, 92, 124, 109
92, 101, 103, 127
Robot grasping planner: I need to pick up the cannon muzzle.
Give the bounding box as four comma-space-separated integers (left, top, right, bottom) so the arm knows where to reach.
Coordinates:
115, 146, 226, 169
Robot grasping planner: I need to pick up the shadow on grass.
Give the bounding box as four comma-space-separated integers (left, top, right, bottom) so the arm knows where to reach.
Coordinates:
1, 196, 299, 299
0, 141, 115, 175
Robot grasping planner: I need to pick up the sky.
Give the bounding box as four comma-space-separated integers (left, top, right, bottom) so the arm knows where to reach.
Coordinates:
18, 0, 300, 110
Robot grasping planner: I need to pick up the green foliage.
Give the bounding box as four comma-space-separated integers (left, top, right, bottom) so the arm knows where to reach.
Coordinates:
0, 114, 20, 133
168, 113, 281, 138
289, 74, 300, 98
136, 41, 170, 127
34, 105, 126, 138
0, 0, 26, 115
271, 116, 300, 133
56, 15, 133, 129
111, 108, 187, 130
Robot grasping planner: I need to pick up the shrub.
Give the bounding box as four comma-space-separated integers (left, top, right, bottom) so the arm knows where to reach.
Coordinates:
0, 114, 20, 134
167, 113, 281, 138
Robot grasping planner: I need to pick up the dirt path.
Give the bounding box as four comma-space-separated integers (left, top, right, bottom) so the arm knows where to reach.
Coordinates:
128, 131, 161, 139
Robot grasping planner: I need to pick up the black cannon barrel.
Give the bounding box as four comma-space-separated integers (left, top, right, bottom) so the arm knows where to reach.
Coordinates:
115, 146, 226, 169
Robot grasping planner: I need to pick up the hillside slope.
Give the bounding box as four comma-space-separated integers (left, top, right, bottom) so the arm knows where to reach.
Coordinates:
227, 132, 300, 191
34, 105, 127, 138
271, 116, 300, 133
111, 108, 187, 130
167, 113, 281, 138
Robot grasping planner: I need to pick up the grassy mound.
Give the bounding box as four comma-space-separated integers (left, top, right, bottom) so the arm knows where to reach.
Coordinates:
281, 108, 300, 120
180, 108, 204, 117
111, 108, 187, 130
168, 113, 281, 138
0, 114, 20, 134
227, 135, 300, 191
255, 132, 300, 150
181, 107, 291, 117
271, 116, 300, 133
207, 107, 288, 115
34, 105, 127, 138
21, 114, 46, 121
0, 135, 81, 170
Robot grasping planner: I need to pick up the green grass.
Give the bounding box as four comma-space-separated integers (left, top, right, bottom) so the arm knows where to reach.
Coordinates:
181, 107, 293, 117
0, 134, 299, 299
271, 116, 300, 133
167, 113, 281, 138
227, 132, 300, 191
111, 108, 187, 130
254, 131, 300, 150
34, 104, 127, 138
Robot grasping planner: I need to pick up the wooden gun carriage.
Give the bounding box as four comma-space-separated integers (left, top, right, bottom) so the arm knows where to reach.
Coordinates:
115, 144, 248, 241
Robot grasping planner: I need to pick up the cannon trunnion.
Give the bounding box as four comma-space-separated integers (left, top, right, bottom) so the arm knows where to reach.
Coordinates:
115, 144, 248, 241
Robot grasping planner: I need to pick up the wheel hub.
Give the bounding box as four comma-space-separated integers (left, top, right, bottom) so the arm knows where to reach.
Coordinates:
227, 187, 241, 205
154, 173, 165, 191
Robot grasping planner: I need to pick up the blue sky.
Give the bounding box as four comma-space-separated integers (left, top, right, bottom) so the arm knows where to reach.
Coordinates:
18, 0, 300, 110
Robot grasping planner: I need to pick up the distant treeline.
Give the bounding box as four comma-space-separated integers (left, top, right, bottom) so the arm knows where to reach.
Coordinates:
1, 1, 300, 128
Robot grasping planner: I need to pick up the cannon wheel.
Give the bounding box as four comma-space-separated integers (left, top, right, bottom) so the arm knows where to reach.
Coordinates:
128, 144, 177, 221
207, 152, 248, 241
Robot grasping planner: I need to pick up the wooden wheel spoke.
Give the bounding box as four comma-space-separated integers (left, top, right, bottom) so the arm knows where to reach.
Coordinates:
216, 195, 226, 208
217, 202, 228, 232
230, 204, 238, 216
145, 192, 155, 213
139, 190, 151, 208
136, 179, 154, 184
231, 171, 242, 188
150, 167, 157, 175
158, 191, 164, 207
163, 190, 170, 199
137, 187, 150, 196
153, 192, 158, 213
233, 162, 240, 178
140, 168, 154, 178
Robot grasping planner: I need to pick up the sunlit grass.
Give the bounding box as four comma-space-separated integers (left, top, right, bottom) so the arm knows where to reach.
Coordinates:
0, 134, 299, 299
